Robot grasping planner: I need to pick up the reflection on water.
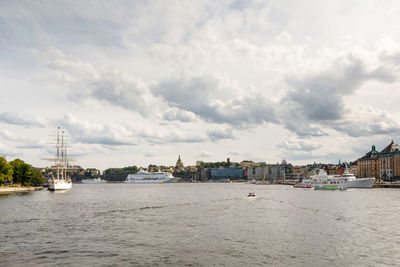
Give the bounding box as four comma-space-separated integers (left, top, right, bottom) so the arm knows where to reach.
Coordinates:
1, 184, 400, 266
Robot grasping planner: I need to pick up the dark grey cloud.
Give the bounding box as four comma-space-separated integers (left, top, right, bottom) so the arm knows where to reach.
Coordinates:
279, 57, 398, 136
153, 75, 277, 126
54, 114, 137, 146
207, 127, 235, 141
331, 107, 400, 137
284, 57, 396, 121
0, 112, 43, 127
44, 52, 160, 118
163, 109, 197, 122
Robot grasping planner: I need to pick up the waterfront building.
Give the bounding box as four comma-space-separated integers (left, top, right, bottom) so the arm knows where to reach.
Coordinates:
247, 166, 268, 180
358, 145, 380, 179
357, 141, 400, 182
186, 166, 198, 172
350, 161, 358, 177
210, 168, 244, 181
378, 140, 400, 181
199, 168, 210, 181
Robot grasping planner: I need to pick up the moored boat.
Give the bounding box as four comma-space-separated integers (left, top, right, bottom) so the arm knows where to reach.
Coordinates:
45, 127, 72, 191
301, 167, 375, 189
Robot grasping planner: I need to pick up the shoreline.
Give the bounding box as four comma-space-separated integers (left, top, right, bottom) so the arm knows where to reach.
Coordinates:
373, 184, 400, 188
0, 186, 44, 194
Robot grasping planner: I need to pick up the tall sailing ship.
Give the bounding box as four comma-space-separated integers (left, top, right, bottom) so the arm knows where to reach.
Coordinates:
46, 127, 72, 190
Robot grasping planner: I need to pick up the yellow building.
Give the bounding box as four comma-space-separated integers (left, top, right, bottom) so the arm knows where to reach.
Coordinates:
358, 145, 380, 179
378, 140, 400, 181
358, 141, 400, 182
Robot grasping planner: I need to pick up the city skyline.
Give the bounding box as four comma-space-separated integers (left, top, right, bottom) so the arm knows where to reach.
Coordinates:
1, 0, 400, 170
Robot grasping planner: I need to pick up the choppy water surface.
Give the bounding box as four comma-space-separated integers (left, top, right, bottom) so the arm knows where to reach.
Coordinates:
1, 184, 400, 266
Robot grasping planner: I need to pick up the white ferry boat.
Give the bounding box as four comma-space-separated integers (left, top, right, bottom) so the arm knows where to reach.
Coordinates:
125, 170, 178, 184
301, 168, 375, 188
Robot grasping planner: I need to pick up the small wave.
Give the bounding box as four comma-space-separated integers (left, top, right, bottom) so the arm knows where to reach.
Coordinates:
139, 205, 165, 210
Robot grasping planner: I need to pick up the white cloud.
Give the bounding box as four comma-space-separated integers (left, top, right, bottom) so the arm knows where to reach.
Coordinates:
2, 1, 400, 168
0, 112, 44, 127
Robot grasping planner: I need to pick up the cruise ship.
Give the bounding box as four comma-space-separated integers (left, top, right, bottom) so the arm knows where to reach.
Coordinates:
81, 177, 107, 184
125, 170, 178, 184
301, 168, 375, 188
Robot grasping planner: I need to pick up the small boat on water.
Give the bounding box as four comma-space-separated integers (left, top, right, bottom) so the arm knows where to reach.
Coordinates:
248, 192, 255, 197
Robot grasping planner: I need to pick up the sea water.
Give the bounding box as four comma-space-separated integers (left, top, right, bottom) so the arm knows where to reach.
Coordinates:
1, 183, 400, 266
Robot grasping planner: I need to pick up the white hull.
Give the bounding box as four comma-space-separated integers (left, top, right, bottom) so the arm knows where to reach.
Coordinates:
125, 170, 178, 184
302, 169, 375, 189
48, 179, 72, 190
306, 178, 375, 188
344, 178, 375, 188
125, 178, 178, 184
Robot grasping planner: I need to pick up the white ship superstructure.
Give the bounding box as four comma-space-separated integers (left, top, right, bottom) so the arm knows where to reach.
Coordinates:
302, 168, 375, 188
46, 127, 72, 190
81, 177, 106, 184
125, 170, 177, 184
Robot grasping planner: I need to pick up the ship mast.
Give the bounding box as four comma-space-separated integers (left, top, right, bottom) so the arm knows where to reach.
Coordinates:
57, 126, 60, 180
61, 130, 65, 179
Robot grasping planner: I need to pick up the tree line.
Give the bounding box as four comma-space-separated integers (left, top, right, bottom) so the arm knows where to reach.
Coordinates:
0, 157, 45, 186
102, 165, 138, 181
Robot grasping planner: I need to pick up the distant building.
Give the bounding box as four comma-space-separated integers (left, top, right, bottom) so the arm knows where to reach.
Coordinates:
148, 164, 158, 172
240, 160, 260, 169
358, 145, 380, 179
196, 161, 204, 166
247, 166, 268, 180
199, 168, 210, 181
350, 161, 358, 177
210, 168, 243, 181
378, 140, 400, 181
186, 166, 198, 172
175, 155, 184, 171
357, 140, 400, 182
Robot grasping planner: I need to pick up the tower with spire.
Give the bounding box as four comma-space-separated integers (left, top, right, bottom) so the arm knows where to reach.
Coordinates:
175, 155, 184, 171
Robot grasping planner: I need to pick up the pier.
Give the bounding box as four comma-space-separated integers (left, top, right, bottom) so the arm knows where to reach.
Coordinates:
0, 186, 44, 194
373, 184, 400, 188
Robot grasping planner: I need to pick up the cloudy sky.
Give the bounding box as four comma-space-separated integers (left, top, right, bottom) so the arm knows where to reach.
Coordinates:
1, 0, 400, 170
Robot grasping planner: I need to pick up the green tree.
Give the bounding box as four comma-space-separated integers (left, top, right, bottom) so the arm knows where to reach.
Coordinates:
10, 159, 40, 186
30, 169, 45, 186
0, 157, 13, 185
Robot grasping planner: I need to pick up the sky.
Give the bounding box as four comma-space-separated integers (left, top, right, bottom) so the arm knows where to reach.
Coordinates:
1, 0, 400, 170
